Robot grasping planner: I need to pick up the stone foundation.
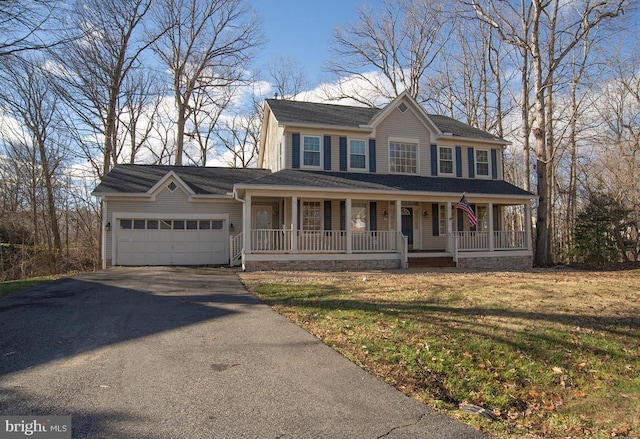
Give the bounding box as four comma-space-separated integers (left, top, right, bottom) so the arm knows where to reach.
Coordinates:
456, 255, 533, 271
244, 258, 401, 272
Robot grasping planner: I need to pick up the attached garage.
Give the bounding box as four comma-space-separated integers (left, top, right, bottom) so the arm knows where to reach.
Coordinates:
92, 165, 271, 268
116, 218, 228, 266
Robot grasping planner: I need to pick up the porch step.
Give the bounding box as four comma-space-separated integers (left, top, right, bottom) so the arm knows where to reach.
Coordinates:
408, 256, 457, 269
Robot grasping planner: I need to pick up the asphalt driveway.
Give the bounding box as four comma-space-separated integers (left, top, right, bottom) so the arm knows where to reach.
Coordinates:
0, 267, 487, 438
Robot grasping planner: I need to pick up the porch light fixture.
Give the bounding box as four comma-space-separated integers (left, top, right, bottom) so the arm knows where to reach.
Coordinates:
105, 222, 111, 232
229, 222, 234, 232
382, 210, 388, 220
422, 211, 429, 218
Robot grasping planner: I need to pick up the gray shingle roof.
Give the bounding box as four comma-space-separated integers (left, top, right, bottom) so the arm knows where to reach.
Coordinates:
427, 114, 500, 141
266, 99, 380, 128
239, 169, 534, 197
266, 99, 502, 141
93, 164, 271, 196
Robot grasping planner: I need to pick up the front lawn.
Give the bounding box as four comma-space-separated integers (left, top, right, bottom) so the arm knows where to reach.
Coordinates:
0, 276, 56, 299
240, 269, 640, 438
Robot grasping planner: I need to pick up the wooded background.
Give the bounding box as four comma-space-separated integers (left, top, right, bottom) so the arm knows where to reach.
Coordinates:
1, 0, 638, 280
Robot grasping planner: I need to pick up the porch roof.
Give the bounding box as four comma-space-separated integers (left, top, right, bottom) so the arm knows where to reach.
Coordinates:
236, 169, 535, 198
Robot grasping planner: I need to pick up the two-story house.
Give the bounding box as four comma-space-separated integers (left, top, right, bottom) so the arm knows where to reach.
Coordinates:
93, 92, 535, 270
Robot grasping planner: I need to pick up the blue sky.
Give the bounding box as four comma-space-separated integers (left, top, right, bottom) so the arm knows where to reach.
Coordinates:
249, 0, 376, 86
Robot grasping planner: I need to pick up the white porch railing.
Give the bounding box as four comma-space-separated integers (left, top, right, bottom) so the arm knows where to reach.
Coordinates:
352, 231, 397, 252
494, 231, 526, 249
454, 230, 527, 251
456, 231, 489, 250
298, 230, 346, 252
251, 229, 292, 253
248, 229, 399, 254
230, 233, 243, 266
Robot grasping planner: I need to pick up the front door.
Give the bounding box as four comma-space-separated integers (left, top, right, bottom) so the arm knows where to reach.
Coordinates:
401, 207, 414, 247
252, 206, 272, 251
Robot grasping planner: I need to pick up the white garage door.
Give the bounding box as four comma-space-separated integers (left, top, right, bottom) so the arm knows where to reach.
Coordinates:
116, 218, 228, 266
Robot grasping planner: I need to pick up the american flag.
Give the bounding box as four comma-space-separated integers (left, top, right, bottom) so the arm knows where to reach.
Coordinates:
457, 196, 477, 227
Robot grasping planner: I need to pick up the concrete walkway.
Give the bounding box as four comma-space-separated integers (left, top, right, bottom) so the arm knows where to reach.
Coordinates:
0, 267, 487, 438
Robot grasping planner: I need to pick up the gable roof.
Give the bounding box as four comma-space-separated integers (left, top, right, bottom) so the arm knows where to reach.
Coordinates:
236, 169, 535, 199
92, 164, 271, 196
265, 96, 502, 142
265, 99, 380, 128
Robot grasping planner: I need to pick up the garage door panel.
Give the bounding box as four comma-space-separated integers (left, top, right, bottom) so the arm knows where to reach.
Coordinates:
117, 217, 228, 266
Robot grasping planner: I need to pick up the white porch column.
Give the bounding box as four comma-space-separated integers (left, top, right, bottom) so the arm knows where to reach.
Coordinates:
101, 200, 108, 269
488, 202, 495, 251
525, 202, 533, 250
291, 196, 298, 253
396, 200, 402, 233
243, 194, 251, 254
446, 201, 452, 252
345, 198, 352, 253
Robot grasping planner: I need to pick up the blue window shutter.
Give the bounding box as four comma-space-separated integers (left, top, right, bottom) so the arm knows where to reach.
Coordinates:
457, 209, 463, 232
369, 139, 376, 173
339, 137, 347, 171
340, 201, 346, 230
430, 144, 438, 176
324, 200, 331, 230
297, 199, 300, 231
292, 133, 300, 169
324, 136, 332, 170
455, 146, 462, 178
468, 147, 475, 178
432, 204, 439, 236
491, 149, 498, 179
370, 202, 377, 231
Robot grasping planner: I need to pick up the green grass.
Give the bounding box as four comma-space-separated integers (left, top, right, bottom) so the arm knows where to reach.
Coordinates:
0, 276, 56, 299
242, 270, 640, 438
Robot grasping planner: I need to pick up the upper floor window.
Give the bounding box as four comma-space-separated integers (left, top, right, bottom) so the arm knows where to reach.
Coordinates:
439, 146, 454, 175
303, 135, 321, 167
302, 201, 321, 231
349, 139, 367, 170
389, 142, 417, 174
476, 149, 490, 177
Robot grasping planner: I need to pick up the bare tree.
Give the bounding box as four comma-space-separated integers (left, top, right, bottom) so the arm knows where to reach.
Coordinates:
52, 0, 157, 178
0, 1, 71, 56
326, 0, 453, 106
151, 0, 262, 166
0, 55, 65, 260
466, 0, 630, 265
267, 55, 308, 100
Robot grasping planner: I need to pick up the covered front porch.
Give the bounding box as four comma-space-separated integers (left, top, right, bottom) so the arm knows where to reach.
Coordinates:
230, 190, 533, 271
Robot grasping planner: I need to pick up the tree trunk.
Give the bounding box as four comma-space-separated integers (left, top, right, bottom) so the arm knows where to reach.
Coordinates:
531, 2, 549, 266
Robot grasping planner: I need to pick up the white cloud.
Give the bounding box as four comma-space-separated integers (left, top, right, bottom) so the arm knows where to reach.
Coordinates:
294, 70, 399, 107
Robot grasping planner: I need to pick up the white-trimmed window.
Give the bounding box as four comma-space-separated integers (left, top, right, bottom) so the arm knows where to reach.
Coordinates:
351, 201, 368, 232
389, 142, 417, 174
303, 135, 321, 168
476, 149, 490, 177
349, 139, 367, 170
439, 146, 454, 175
438, 204, 447, 235
476, 205, 488, 231
302, 201, 321, 231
